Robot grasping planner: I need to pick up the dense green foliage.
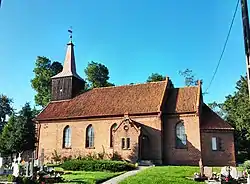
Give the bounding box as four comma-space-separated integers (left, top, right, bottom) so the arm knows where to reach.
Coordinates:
0, 94, 13, 132
84, 61, 114, 88
146, 73, 165, 82
243, 160, 250, 171
0, 103, 37, 155
31, 56, 63, 107
120, 166, 200, 184
61, 159, 135, 172
223, 76, 250, 162
209, 76, 250, 162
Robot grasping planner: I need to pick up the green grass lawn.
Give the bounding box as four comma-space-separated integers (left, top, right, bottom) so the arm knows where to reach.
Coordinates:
58, 171, 123, 184
119, 166, 203, 184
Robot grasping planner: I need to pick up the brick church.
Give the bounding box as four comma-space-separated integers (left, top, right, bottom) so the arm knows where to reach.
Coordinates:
35, 37, 236, 166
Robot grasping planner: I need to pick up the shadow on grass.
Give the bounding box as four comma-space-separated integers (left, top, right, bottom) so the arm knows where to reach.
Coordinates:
62, 176, 115, 184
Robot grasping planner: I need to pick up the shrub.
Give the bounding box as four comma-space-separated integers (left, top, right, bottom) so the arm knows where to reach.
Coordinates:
61, 159, 135, 172
51, 150, 62, 164
98, 146, 106, 160
22, 177, 33, 184
244, 160, 250, 170
7, 175, 14, 182
109, 151, 122, 161
85, 152, 98, 160
62, 155, 72, 162
237, 151, 248, 163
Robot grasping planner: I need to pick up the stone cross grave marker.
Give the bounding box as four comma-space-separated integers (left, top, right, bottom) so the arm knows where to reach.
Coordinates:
28, 150, 36, 177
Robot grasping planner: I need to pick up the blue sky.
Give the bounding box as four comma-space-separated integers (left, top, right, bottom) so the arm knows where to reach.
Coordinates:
0, 0, 247, 110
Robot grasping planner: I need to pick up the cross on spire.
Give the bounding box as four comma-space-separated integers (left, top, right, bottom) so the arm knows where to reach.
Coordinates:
68, 27, 73, 42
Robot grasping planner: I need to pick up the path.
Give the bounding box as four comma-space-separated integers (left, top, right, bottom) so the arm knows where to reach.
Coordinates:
102, 166, 150, 184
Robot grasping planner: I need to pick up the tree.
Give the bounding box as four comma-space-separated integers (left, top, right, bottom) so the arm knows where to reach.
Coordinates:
0, 103, 36, 155
31, 57, 63, 107
221, 76, 250, 161
179, 69, 201, 86
0, 94, 13, 132
84, 61, 114, 88
0, 115, 17, 155
146, 73, 165, 82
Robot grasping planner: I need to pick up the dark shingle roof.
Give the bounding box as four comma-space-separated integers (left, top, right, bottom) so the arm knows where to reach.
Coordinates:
200, 104, 233, 130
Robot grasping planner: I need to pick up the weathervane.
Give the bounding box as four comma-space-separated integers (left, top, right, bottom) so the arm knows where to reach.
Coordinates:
68, 27, 73, 42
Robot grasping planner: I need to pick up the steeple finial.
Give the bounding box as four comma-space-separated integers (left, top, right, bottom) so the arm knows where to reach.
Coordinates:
68, 26, 73, 43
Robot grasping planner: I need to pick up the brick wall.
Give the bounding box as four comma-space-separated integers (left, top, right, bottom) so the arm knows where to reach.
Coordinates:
163, 114, 202, 165
201, 130, 236, 166
113, 119, 140, 163
38, 115, 162, 163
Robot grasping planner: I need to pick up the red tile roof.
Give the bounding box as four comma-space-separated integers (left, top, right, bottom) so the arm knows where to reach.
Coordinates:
200, 104, 233, 130
165, 87, 199, 114
36, 81, 168, 120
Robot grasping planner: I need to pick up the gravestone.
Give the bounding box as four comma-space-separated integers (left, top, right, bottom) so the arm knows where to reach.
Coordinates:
34, 159, 39, 167
39, 149, 45, 171
204, 167, 213, 178
0, 156, 3, 174
28, 150, 36, 177
230, 167, 238, 179
12, 162, 19, 177
248, 175, 250, 184
221, 166, 238, 179
221, 167, 228, 177
199, 159, 204, 176
17, 153, 21, 164
238, 171, 243, 178
25, 162, 29, 177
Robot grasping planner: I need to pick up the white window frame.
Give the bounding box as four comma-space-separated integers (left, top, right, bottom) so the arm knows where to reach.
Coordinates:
212, 137, 217, 151
63, 126, 71, 148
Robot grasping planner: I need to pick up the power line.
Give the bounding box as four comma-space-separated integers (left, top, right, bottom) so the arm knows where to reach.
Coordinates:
204, 0, 240, 93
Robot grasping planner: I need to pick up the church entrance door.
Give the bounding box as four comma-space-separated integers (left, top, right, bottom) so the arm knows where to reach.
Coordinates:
139, 134, 149, 160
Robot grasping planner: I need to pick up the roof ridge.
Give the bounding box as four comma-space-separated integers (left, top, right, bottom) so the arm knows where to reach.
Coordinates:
172, 86, 199, 89
92, 80, 167, 90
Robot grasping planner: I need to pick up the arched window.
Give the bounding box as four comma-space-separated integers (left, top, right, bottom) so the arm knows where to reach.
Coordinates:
63, 126, 71, 148
110, 123, 117, 147
86, 125, 94, 148
176, 121, 187, 148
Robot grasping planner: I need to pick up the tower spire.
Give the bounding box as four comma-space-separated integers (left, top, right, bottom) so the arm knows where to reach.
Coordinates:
51, 28, 83, 80
51, 28, 85, 101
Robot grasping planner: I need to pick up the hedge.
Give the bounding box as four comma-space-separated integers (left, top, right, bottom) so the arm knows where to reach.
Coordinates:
61, 159, 136, 172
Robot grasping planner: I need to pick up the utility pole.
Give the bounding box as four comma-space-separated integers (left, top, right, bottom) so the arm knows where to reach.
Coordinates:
241, 0, 250, 99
